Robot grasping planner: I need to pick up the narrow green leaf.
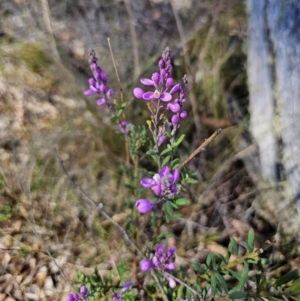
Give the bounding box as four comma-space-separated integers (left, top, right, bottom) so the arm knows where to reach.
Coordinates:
174, 134, 185, 147
229, 291, 247, 299
161, 147, 173, 156
228, 269, 241, 281
247, 228, 255, 247
174, 198, 189, 206
240, 241, 252, 252
171, 158, 180, 169
275, 269, 299, 286
229, 266, 249, 294
162, 155, 171, 167
185, 177, 198, 184
146, 149, 157, 155
228, 238, 238, 256
150, 155, 159, 164
215, 272, 228, 293
211, 272, 217, 296
270, 297, 285, 301
206, 253, 216, 268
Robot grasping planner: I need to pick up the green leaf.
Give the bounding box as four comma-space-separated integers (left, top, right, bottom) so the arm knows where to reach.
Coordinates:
215, 272, 228, 293
149, 154, 159, 164
164, 202, 173, 222
146, 149, 157, 155
161, 147, 173, 156
275, 270, 299, 287
247, 228, 255, 247
162, 155, 171, 167
229, 291, 247, 299
270, 297, 285, 301
174, 134, 185, 147
229, 266, 249, 293
174, 198, 189, 206
228, 238, 238, 255
206, 253, 216, 268
171, 158, 180, 169
211, 272, 217, 296
228, 269, 241, 281
185, 177, 198, 184
192, 262, 205, 274
240, 241, 252, 252
285, 278, 300, 292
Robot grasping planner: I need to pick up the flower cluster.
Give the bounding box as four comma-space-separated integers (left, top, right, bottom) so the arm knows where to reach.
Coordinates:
135, 166, 180, 214
140, 245, 176, 288
84, 50, 131, 135
133, 47, 188, 137
84, 49, 115, 107
66, 286, 89, 301
112, 282, 132, 301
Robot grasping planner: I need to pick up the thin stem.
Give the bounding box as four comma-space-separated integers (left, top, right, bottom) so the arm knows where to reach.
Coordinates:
54, 148, 169, 301
178, 129, 222, 170
107, 38, 130, 166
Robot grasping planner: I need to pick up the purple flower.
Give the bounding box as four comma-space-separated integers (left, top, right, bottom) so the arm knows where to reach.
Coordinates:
142, 90, 172, 102
113, 282, 132, 301
140, 259, 153, 272
119, 121, 131, 135
66, 293, 79, 301
80, 286, 89, 298
133, 87, 145, 99
121, 282, 132, 293
140, 166, 180, 197
135, 199, 154, 214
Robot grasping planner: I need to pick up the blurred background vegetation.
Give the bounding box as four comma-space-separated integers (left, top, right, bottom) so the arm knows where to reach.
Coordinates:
0, 1, 299, 300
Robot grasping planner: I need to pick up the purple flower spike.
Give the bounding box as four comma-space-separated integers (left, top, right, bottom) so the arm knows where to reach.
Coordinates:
133, 87, 145, 99
135, 199, 154, 214
140, 259, 154, 271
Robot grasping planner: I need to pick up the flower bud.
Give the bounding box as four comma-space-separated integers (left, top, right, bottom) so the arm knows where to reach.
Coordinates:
166, 78, 174, 88
180, 110, 188, 119
140, 259, 153, 272
171, 115, 179, 124
135, 199, 154, 214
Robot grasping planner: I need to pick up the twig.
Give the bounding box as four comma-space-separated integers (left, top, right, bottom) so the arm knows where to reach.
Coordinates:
54, 148, 169, 301
107, 38, 130, 166
179, 129, 222, 170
